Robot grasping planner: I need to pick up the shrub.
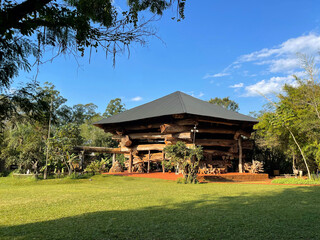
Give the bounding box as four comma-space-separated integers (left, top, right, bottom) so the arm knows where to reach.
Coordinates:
164, 141, 203, 184
85, 159, 108, 175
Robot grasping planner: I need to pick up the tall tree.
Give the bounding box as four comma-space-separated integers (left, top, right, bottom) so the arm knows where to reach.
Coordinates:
103, 98, 125, 117
72, 103, 99, 124
208, 97, 239, 112
254, 55, 320, 178
0, 0, 186, 89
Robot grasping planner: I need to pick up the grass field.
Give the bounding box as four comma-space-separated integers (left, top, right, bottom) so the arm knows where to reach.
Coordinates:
272, 177, 320, 185
1, 175, 320, 240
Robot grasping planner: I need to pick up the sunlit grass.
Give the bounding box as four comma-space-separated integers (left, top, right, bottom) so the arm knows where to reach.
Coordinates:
272, 177, 320, 185
0, 175, 319, 239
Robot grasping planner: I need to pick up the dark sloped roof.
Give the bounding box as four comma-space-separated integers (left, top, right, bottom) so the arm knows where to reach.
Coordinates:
94, 91, 257, 126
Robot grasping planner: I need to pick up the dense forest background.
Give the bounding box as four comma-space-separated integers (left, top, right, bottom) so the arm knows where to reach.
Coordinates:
0, 81, 126, 176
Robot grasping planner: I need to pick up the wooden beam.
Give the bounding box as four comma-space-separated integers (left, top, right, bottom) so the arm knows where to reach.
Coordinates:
121, 143, 194, 152
123, 123, 162, 131
73, 146, 127, 154
167, 132, 192, 140
196, 139, 237, 147
238, 137, 243, 173
198, 128, 236, 135
114, 132, 192, 141
120, 135, 132, 147
141, 152, 163, 161
198, 119, 239, 126
126, 132, 166, 140
175, 119, 198, 125
160, 124, 190, 133
203, 150, 234, 156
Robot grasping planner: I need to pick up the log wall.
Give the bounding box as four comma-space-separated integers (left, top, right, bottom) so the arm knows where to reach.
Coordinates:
99, 114, 256, 173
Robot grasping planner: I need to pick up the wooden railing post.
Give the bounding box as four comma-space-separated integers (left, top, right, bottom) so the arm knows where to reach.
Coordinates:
238, 137, 243, 173
128, 151, 133, 173
162, 151, 165, 173
147, 150, 151, 173
112, 153, 116, 165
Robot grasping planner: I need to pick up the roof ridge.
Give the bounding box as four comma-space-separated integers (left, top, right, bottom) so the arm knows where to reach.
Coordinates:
177, 91, 187, 113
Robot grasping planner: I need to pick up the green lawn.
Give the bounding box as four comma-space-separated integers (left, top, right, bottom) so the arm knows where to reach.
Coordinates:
272, 177, 320, 185
0, 175, 320, 240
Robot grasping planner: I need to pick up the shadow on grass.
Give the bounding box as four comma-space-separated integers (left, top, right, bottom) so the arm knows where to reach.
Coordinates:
1, 186, 320, 240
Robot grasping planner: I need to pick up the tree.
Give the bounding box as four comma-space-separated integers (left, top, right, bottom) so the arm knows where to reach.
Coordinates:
254, 55, 320, 179
103, 98, 125, 117
0, 81, 82, 175
80, 115, 117, 147
0, 0, 186, 89
0, 122, 46, 174
72, 103, 99, 125
164, 141, 203, 184
208, 97, 239, 112
50, 123, 83, 175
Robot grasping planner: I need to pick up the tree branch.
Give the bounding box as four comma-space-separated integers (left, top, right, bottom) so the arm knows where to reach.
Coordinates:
0, 0, 52, 35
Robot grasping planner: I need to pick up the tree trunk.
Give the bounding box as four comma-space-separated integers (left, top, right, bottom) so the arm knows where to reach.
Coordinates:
288, 129, 311, 179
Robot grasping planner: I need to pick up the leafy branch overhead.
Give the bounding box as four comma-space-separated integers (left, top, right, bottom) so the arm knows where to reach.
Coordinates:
0, 0, 186, 89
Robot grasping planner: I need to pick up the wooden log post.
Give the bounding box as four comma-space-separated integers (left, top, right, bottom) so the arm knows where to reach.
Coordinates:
238, 137, 243, 173
147, 150, 151, 173
112, 153, 116, 165
121, 135, 132, 147
162, 151, 165, 173
128, 151, 133, 173
80, 151, 85, 171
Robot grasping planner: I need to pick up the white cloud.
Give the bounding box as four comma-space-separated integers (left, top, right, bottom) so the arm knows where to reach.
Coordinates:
208, 33, 320, 83
244, 75, 297, 97
204, 33, 320, 98
230, 83, 244, 88
131, 96, 142, 101
186, 91, 205, 98
203, 72, 230, 79
238, 33, 320, 74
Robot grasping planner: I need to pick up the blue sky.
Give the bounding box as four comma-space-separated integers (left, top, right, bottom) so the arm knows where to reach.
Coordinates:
14, 0, 320, 115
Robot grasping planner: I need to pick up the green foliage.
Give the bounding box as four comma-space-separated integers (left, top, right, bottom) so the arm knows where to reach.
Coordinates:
208, 97, 239, 112
0, 0, 186, 89
254, 55, 320, 178
80, 116, 117, 147
84, 158, 108, 174
303, 141, 320, 169
164, 141, 203, 184
49, 124, 82, 175
0, 122, 46, 173
103, 98, 125, 118
0, 81, 125, 176
72, 103, 99, 125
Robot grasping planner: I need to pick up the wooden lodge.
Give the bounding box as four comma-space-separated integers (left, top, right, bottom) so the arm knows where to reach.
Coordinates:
90, 91, 258, 174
